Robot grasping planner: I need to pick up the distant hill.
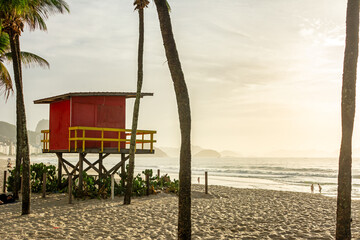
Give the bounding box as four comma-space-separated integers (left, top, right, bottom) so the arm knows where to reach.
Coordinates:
194, 149, 221, 158
160, 146, 179, 157
0, 121, 16, 143
139, 147, 169, 158
35, 119, 49, 133
191, 145, 203, 155
160, 145, 212, 157
159, 146, 239, 158
0, 121, 38, 146
220, 150, 240, 158
152, 147, 169, 157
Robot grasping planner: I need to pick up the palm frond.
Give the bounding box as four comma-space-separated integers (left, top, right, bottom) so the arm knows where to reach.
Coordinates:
0, 32, 10, 55
24, 10, 48, 31
0, 0, 70, 32
166, 1, 171, 12
134, 0, 150, 11
47, 0, 70, 14
19, 51, 50, 68
0, 61, 13, 100
33, 0, 70, 17
4, 51, 50, 68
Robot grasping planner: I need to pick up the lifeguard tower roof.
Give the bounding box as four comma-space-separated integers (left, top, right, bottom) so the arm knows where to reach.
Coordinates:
34, 92, 153, 104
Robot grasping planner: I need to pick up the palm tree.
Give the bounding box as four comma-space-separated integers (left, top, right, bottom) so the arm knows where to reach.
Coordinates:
0, 32, 49, 100
0, 0, 69, 215
336, 0, 359, 239
154, 0, 192, 239
124, 0, 149, 205
0, 32, 13, 99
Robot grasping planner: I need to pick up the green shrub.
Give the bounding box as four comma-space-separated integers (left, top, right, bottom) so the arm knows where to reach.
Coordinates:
7, 163, 59, 193
131, 173, 147, 196
7, 164, 179, 199
73, 172, 107, 199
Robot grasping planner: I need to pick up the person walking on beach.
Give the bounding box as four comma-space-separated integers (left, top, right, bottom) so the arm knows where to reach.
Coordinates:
197, 177, 200, 184
311, 184, 314, 193
7, 158, 11, 169
318, 183, 322, 193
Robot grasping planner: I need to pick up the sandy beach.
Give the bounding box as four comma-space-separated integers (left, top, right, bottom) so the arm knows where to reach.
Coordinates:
1, 157, 360, 239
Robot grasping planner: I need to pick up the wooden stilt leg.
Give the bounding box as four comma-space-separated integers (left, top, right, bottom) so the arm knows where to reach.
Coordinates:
42, 173, 46, 198
79, 153, 83, 191
121, 153, 126, 189
146, 174, 150, 196
68, 174, 72, 204
99, 153, 103, 185
56, 153, 63, 189
3, 170, 7, 193
111, 174, 114, 200
205, 171, 208, 194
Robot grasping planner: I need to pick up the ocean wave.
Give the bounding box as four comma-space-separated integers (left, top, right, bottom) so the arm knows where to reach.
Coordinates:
190, 167, 338, 179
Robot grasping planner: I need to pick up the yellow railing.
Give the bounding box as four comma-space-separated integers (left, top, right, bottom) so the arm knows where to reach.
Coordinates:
41, 130, 50, 152
41, 127, 156, 153
68, 126, 156, 153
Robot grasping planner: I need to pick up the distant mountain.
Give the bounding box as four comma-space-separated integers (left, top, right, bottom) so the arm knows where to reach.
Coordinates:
220, 150, 240, 158
160, 145, 210, 157
0, 121, 38, 146
152, 147, 169, 157
194, 149, 221, 158
35, 119, 49, 133
159, 146, 237, 158
159, 146, 179, 157
139, 147, 169, 158
191, 145, 203, 155
0, 121, 16, 143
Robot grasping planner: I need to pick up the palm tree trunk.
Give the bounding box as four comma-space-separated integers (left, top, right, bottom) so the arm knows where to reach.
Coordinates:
336, 0, 359, 239
9, 32, 21, 201
154, 1, 192, 239
9, 32, 31, 215
124, 7, 144, 205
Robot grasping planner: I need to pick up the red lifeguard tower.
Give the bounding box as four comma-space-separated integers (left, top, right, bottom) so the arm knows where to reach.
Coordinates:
34, 92, 156, 190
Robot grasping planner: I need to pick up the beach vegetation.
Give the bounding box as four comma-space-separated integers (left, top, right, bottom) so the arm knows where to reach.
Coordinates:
336, 0, 359, 239
72, 172, 108, 199
6, 163, 179, 199
154, 0, 192, 239
71, 169, 179, 199
7, 163, 59, 193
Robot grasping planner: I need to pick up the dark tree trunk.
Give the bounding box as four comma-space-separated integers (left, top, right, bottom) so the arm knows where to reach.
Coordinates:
9, 32, 31, 215
336, 0, 359, 239
154, 1, 192, 239
8, 31, 22, 201
124, 7, 144, 205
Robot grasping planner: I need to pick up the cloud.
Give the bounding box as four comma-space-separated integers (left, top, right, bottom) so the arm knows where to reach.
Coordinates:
299, 17, 345, 47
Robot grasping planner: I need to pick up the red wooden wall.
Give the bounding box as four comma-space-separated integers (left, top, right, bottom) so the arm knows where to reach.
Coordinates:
49, 96, 126, 151
49, 100, 70, 150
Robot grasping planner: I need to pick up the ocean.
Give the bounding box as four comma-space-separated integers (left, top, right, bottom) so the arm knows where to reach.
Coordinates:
31, 155, 360, 199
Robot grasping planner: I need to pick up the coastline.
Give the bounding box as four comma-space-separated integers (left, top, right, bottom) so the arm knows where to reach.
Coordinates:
1, 156, 360, 239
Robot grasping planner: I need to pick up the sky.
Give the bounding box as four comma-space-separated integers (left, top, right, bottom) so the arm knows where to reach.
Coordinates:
0, 0, 357, 157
